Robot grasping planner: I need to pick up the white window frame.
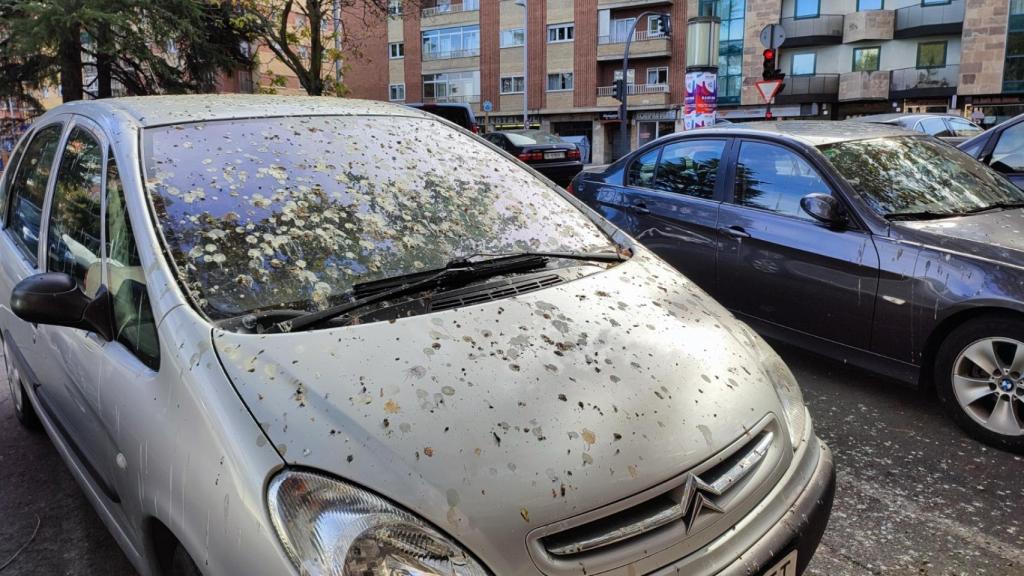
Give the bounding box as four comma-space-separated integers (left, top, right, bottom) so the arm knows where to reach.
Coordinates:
547, 72, 574, 92
547, 23, 574, 43
500, 28, 525, 48
613, 68, 636, 84
388, 0, 403, 16
646, 66, 668, 85
500, 75, 525, 94
647, 15, 665, 36
389, 83, 406, 101
389, 42, 404, 59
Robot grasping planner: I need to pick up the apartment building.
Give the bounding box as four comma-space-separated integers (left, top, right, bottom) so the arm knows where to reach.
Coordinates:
345, 0, 687, 163
712, 0, 1024, 121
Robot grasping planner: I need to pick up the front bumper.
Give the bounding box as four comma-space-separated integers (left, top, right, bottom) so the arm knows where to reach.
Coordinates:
717, 441, 835, 576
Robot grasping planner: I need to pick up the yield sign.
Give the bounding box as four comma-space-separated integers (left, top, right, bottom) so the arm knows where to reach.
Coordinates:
755, 79, 783, 103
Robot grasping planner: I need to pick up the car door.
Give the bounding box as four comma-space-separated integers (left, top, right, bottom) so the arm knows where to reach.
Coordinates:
0, 119, 67, 402
981, 120, 1024, 189
715, 139, 880, 350
590, 139, 728, 291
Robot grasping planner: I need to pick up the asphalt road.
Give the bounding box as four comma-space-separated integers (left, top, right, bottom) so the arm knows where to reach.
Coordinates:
0, 344, 1021, 576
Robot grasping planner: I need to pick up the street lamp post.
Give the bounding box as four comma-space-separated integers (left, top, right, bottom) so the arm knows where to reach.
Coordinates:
616, 12, 670, 160
515, 0, 528, 128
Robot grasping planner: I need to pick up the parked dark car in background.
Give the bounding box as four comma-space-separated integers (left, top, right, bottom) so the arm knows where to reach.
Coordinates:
483, 129, 582, 186
405, 102, 480, 133
850, 113, 982, 145
959, 111, 1024, 190
572, 121, 1024, 452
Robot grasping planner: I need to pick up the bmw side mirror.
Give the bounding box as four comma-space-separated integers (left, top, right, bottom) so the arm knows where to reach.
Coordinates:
800, 193, 846, 227
11, 272, 114, 341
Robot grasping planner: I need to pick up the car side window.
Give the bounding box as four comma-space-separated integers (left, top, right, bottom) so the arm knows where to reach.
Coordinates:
627, 147, 659, 189
733, 141, 830, 220
105, 153, 160, 371
947, 118, 982, 139
46, 127, 104, 297
0, 134, 29, 224
991, 122, 1024, 173
7, 123, 64, 264
653, 140, 725, 199
917, 118, 951, 138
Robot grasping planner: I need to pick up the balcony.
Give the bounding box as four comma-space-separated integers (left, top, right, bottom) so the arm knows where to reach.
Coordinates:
421, 47, 480, 62
423, 94, 481, 104
598, 0, 671, 8
421, 1, 479, 18
890, 64, 959, 99
843, 10, 894, 43
775, 74, 839, 104
596, 83, 669, 107
839, 71, 890, 102
894, 0, 964, 39
597, 30, 670, 60
780, 15, 844, 48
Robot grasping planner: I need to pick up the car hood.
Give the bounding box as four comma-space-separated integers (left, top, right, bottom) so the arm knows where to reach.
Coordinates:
896, 208, 1024, 264
213, 252, 785, 566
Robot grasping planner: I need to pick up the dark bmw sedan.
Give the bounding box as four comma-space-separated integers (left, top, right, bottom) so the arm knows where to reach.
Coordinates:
482, 129, 582, 186
572, 121, 1024, 452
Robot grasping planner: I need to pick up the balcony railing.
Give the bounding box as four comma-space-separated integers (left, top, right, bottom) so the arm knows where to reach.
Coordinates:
780, 15, 844, 47
890, 64, 959, 96
895, 0, 964, 37
597, 83, 669, 97
421, 47, 480, 61
598, 29, 667, 45
421, 1, 479, 18
423, 94, 481, 104
776, 74, 839, 103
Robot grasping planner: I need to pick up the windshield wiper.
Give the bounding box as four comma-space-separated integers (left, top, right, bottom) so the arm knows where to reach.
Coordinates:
963, 201, 1024, 214
265, 250, 626, 334
884, 210, 961, 221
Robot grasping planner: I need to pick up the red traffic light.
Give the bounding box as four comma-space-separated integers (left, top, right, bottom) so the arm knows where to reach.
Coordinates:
763, 49, 775, 60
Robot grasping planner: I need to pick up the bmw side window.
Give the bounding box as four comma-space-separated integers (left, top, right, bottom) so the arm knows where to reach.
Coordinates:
991, 123, 1024, 174
733, 141, 830, 220
105, 153, 160, 370
46, 127, 104, 297
0, 134, 29, 224
653, 140, 725, 199
627, 147, 660, 189
7, 124, 64, 265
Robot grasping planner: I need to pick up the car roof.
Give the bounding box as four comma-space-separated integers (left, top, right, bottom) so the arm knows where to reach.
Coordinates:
38, 94, 432, 129
689, 120, 915, 147
851, 112, 955, 124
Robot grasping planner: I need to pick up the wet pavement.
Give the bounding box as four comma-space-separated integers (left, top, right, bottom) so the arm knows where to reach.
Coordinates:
0, 344, 1020, 575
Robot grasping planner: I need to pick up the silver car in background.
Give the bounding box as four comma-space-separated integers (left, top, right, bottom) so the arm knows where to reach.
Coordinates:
0, 96, 833, 576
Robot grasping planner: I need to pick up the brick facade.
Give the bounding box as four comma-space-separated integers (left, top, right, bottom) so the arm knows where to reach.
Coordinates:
573, 0, 598, 108
527, 0, 548, 112
403, 8, 423, 102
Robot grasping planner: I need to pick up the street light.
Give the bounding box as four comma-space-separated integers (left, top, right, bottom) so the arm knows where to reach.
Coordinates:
515, 0, 528, 128
615, 12, 671, 160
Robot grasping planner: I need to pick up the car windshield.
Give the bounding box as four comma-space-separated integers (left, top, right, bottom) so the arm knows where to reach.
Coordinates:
506, 131, 563, 146
818, 136, 1024, 218
142, 115, 611, 320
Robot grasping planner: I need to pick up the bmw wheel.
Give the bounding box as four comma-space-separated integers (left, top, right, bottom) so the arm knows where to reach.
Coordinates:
2, 338, 40, 430
936, 317, 1024, 453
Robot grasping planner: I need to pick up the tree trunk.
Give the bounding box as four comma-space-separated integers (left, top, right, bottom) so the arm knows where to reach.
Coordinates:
96, 22, 113, 98
59, 22, 84, 102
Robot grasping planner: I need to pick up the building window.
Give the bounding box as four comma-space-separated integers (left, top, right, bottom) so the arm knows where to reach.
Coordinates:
547, 72, 573, 91
421, 25, 480, 60
422, 71, 480, 103
646, 66, 669, 85
500, 28, 525, 48
500, 76, 525, 94
389, 42, 404, 59
791, 53, 816, 75
613, 68, 636, 84
389, 84, 406, 101
795, 0, 819, 19
547, 23, 574, 43
1004, 0, 1024, 92
916, 41, 947, 68
921, 0, 950, 5
852, 47, 880, 72
857, 0, 883, 10
700, 0, 745, 105
647, 15, 666, 36
388, 0, 402, 16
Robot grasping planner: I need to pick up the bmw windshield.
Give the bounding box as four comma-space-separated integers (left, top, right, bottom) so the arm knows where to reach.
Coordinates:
819, 136, 1024, 220
142, 115, 612, 321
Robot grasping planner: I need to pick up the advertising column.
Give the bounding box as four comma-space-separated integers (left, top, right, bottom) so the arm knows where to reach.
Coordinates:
684, 16, 720, 130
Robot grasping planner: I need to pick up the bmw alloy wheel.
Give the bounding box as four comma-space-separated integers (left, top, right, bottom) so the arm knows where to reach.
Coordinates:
952, 337, 1024, 437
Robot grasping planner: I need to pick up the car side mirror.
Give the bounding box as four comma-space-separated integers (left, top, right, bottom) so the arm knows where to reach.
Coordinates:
800, 193, 847, 226
10, 272, 114, 341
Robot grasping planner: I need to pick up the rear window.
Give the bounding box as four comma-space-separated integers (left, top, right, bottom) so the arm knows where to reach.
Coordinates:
506, 131, 563, 146
142, 115, 609, 320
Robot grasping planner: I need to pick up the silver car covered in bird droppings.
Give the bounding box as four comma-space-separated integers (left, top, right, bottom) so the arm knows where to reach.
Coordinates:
0, 96, 833, 576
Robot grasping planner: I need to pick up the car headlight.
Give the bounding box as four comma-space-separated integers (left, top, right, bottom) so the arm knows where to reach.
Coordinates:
744, 329, 807, 450
268, 469, 490, 576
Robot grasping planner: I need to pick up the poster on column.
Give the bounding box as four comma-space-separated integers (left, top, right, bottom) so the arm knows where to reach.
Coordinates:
684, 71, 718, 130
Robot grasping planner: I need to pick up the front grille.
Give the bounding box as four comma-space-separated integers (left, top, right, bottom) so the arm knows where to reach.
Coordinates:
527, 417, 786, 576
430, 274, 564, 311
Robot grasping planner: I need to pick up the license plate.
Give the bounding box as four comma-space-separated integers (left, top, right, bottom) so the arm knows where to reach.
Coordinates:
762, 550, 798, 576
544, 151, 565, 160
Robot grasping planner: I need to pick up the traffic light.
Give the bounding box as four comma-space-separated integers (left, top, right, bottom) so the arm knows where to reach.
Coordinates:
612, 78, 625, 102
762, 49, 776, 81
657, 15, 671, 37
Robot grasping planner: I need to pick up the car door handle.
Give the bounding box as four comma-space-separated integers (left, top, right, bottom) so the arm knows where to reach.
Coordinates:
630, 202, 651, 215
720, 226, 751, 239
